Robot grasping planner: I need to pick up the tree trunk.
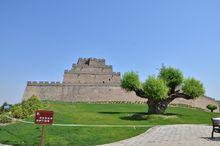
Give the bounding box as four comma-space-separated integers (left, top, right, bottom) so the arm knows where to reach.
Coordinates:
147, 99, 169, 114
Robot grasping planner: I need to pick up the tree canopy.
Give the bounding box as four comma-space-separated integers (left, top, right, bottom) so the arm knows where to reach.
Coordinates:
121, 71, 141, 91
121, 66, 205, 100
182, 77, 205, 99
121, 66, 205, 114
143, 76, 169, 100
158, 66, 183, 93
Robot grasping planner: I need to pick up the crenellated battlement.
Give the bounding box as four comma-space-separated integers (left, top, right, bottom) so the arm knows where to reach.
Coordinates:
26, 58, 121, 86
67, 65, 113, 72
27, 81, 62, 86
77, 58, 105, 67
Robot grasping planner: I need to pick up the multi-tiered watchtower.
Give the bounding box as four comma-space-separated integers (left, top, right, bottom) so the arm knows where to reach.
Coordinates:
63, 58, 120, 85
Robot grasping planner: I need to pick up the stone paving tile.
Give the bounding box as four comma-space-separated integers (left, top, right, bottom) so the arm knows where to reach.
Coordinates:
100, 125, 220, 146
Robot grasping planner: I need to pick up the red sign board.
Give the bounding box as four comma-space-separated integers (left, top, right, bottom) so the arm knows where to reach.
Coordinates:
35, 110, 54, 125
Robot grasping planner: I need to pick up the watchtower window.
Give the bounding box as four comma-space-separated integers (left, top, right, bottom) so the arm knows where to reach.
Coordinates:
103, 81, 105, 84
109, 78, 111, 81
85, 59, 89, 65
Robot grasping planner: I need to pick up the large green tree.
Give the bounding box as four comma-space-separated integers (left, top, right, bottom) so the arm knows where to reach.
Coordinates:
121, 66, 205, 114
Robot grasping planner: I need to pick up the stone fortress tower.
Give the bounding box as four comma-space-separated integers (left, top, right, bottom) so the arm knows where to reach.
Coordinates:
23, 58, 142, 102
63, 58, 120, 85
23, 57, 219, 111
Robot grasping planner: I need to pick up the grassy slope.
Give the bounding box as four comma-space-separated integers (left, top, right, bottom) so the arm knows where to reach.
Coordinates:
0, 101, 220, 145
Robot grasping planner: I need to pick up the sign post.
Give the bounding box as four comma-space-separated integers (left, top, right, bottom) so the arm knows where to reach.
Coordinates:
40, 125, 45, 146
35, 110, 54, 146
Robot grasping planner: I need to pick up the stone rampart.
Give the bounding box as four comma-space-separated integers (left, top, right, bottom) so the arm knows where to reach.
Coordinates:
23, 83, 145, 102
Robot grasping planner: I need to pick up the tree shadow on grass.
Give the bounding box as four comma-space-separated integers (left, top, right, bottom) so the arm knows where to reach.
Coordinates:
98, 111, 182, 121
98, 111, 144, 115
120, 113, 149, 121
120, 113, 182, 121
98, 112, 123, 114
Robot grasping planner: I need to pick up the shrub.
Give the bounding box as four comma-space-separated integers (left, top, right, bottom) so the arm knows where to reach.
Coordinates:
11, 104, 27, 118
0, 114, 12, 123
11, 95, 42, 119
206, 104, 217, 112
21, 95, 42, 115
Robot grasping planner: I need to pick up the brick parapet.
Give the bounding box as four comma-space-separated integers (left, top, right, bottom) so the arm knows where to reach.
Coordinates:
77, 58, 105, 67
27, 81, 121, 87
27, 81, 62, 86
62, 83, 121, 86
64, 71, 120, 75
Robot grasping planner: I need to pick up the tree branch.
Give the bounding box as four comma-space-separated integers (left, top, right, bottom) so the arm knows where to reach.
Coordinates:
134, 89, 148, 99
166, 92, 192, 103
169, 86, 176, 95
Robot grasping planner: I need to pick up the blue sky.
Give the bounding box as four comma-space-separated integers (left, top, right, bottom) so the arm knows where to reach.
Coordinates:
0, 0, 220, 104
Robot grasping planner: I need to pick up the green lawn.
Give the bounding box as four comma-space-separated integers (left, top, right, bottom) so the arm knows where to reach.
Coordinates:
0, 101, 220, 146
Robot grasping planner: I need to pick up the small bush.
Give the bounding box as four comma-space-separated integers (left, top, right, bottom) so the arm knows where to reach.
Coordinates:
0, 114, 12, 123
11, 104, 27, 118
11, 95, 42, 119
21, 95, 42, 115
206, 104, 217, 112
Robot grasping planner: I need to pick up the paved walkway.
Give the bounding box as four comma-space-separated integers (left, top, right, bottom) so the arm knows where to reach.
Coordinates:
101, 125, 220, 146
